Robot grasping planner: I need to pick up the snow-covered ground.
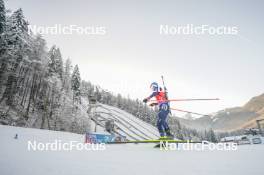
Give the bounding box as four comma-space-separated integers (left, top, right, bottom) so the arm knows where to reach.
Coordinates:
1, 125, 264, 175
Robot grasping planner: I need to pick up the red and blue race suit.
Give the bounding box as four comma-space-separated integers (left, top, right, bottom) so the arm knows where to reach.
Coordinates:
147, 91, 170, 137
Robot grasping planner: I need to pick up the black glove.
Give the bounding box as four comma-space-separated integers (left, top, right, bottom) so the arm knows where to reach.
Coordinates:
149, 103, 158, 107
143, 98, 148, 103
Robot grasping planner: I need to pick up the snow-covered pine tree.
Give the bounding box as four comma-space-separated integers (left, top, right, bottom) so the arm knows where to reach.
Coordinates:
0, 0, 6, 34
0, 0, 7, 91
170, 118, 184, 140
208, 128, 218, 143
31, 34, 47, 62
94, 86, 102, 102
6, 8, 31, 53
47, 45, 56, 75
71, 65, 81, 104
116, 93, 122, 108
81, 80, 93, 101
23, 35, 48, 119
62, 58, 72, 92
0, 8, 30, 106
47, 45, 63, 79
9, 8, 28, 34
100, 89, 112, 105
54, 48, 63, 79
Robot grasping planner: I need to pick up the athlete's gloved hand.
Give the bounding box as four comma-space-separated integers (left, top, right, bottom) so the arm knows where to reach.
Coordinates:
143, 98, 148, 103
149, 103, 158, 107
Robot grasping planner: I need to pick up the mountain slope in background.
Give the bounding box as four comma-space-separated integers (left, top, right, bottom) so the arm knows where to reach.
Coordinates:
244, 94, 264, 114
177, 93, 264, 132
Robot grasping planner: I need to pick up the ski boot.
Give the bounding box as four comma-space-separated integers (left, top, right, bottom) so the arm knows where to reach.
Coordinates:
158, 136, 169, 140
165, 128, 174, 140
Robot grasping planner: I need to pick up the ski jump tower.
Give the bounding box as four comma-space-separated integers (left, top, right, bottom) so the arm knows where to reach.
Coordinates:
87, 95, 115, 133
256, 119, 264, 136
87, 95, 99, 132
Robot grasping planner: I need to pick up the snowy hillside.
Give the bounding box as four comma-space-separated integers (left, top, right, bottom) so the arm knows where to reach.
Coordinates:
1, 125, 264, 175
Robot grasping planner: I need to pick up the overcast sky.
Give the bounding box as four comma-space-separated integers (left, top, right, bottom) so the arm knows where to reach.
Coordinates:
5, 0, 264, 117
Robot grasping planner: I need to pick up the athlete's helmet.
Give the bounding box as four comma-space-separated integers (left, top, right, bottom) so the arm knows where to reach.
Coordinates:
150, 82, 159, 92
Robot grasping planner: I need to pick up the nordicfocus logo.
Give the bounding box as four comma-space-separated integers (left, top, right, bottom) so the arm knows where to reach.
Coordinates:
159, 141, 238, 151
160, 24, 238, 35
27, 140, 106, 151
29, 24, 106, 35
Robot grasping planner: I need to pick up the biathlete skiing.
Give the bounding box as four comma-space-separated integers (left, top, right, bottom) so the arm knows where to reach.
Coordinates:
143, 81, 174, 140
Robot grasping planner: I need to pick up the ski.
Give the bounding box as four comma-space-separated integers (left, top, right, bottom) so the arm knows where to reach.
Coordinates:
106, 140, 201, 144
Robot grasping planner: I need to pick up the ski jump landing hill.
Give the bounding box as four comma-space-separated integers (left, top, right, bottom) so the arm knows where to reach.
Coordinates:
81, 99, 160, 141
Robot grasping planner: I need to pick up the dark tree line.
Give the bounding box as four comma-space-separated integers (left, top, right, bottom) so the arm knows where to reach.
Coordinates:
0, 1, 89, 133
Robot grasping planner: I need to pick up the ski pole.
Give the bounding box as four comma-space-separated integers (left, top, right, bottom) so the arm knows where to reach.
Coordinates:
170, 107, 211, 117
150, 98, 220, 102
161, 75, 171, 114
161, 75, 168, 100
161, 75, 167, 92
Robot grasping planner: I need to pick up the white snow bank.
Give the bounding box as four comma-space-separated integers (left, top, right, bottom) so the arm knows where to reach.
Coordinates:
0, 125, 264, 175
